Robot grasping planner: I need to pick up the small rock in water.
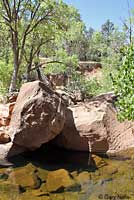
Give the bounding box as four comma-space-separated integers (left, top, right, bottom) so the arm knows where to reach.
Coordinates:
98, 178, 113, 186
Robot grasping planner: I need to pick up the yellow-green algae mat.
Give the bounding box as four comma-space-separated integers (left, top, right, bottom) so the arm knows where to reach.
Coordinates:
0, 150, 134, 200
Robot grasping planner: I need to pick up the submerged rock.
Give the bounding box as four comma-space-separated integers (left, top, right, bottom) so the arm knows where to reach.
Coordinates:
91, 155, 107, 168
0, 181, 21, 194
46, 169, 74, 192
75, 171, 90, 183
8, 164, 41, 189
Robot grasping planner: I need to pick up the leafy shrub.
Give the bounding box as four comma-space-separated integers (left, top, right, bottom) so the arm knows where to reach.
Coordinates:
98, 65, 115, 94
113, 45, 134, 121
44, 50, 78, 75
84, 78, 101, 96
97, 47, 121, 94
0, 60, 13, 95
65, 72, 101, 97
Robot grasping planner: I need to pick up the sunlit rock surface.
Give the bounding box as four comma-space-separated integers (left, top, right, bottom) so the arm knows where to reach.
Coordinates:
9, 81, 66, 150
53, 93, 134, 153
0, 81, 65, 159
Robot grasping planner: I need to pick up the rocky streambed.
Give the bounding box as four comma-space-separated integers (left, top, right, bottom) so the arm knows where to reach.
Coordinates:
0, 146, 134, 200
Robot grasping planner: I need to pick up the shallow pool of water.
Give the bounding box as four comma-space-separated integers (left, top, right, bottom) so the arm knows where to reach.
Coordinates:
0, 145, 134, 200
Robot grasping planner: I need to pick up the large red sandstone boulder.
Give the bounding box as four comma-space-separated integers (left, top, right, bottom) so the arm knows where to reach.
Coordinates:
0, 81, 66, 159
9, 81, 66, 151
52, 94, 134, 154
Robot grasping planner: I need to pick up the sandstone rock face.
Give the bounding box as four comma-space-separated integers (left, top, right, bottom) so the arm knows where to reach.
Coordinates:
0, 142, 13, 160
0, 81, 66, 159
0, 102, 15, 127
8, 93, 18, 103
53, 94, 134, 154
9, 81, 66, 152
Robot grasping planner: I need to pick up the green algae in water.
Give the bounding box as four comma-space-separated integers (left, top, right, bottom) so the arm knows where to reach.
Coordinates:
0, 147, 134, 200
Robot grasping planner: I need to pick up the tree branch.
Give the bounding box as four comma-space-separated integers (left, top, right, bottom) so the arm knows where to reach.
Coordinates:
19, 0, 29, 19
127, 0, 132, 44
30, 60, 66, 71
2, 0, 12, 19
33, 37, 54, 57
31, 3, 41, 20
27, 9, 54, 35
18, 3, 42, 64
16, 0, 23, 14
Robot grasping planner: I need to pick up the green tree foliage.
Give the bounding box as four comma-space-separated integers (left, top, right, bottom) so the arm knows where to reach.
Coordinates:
0, 0, 128, 100
24, 3, 81, 81
44, 50, 78, 75
66, 73, 101, 97
101, 19, 115, 43
113, 45, 134, 121
0, 22, 11, 64
46, 15, 86, 61
0, 61, 13, 94
0, 0, 80, 92
63, 25, 92, 61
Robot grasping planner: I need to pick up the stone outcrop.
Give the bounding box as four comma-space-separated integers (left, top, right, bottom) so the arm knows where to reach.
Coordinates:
52, 93, 134, 154
0, 81, 66, 159
1, 82, 134, 159
9, 81, 66, 150
77, 61, 102, 73
0, 102, 15, 127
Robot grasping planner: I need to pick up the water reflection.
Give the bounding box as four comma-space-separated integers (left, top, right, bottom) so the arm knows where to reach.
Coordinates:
0, 145, 134, 200
8, 144, 96, 171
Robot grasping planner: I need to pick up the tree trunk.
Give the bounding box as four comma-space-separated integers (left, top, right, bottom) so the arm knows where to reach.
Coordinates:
26, 63, 32, 82
9, 50, 19, 93
26, 47, 34, 82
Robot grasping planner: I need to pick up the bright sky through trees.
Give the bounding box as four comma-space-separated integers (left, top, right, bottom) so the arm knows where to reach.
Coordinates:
64, 0, 133, 30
